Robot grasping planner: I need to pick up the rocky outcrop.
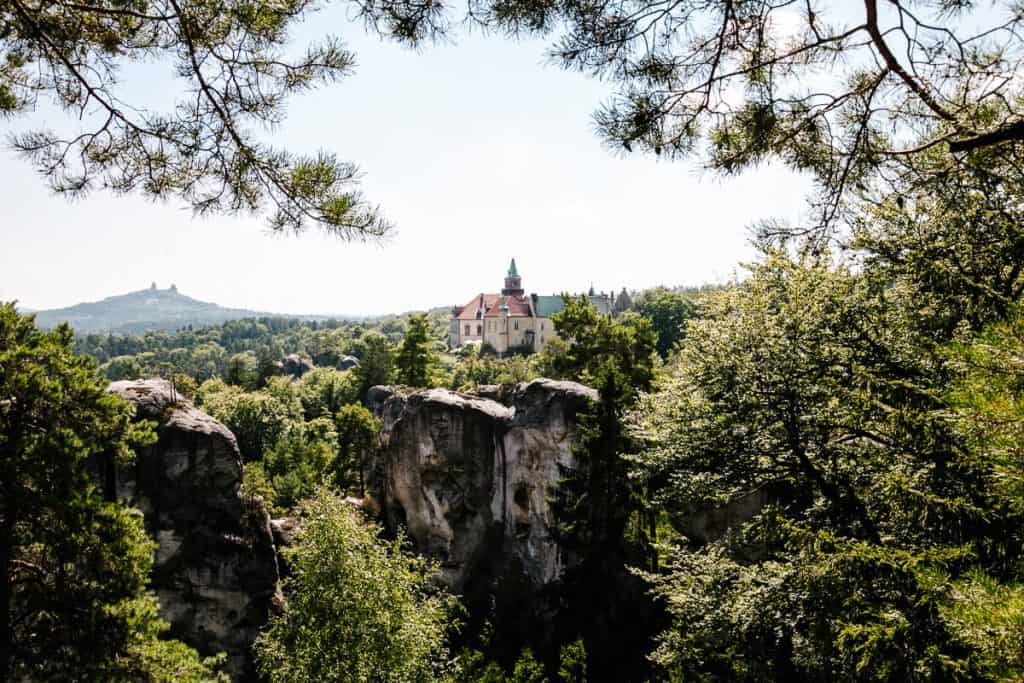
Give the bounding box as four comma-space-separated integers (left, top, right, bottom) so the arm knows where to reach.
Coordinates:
279, 353, 314, 379
100, 379, 280, 681
365, 379, 597, 591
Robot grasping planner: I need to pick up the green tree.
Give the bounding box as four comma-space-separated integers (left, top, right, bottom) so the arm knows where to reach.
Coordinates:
394, 313, 435, 387
197, 378, 300, 460
509, 649, 545, 683
334, 404, 380, 495
355, 331, 394, 399
2, 0, 390, 237
629, 253, 1002, 679
547, 296, 658, 679
355, 0, 1024, 231
255, 488, 455, 682
296, 367, 358, 420
634, 288, 695, 357
225, 351, 260, 390
0, 303, 223, 680
99, 354, 147, 381
256, 418, 338, 512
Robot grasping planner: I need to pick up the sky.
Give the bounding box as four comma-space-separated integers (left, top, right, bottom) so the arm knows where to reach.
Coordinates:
0, 6, 814, 317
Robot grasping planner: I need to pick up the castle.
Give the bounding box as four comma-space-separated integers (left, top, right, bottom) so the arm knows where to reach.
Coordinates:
449, 259, 611, 355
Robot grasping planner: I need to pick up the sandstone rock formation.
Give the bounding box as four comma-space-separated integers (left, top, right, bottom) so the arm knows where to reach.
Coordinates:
279, 353, 314, 379
339, 354, 361, 370
365, 379, 597, 591
99, 379, 280, 681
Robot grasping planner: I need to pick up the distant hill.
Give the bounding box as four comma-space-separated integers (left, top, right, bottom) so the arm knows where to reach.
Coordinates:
30, 284, 310, 335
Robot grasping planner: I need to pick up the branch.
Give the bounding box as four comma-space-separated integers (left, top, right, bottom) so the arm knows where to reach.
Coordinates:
948, 119, 1024, 153
863, 0, 956, 123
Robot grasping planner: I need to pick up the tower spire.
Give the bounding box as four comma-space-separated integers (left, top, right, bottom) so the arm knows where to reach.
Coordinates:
502, 258, 523, 296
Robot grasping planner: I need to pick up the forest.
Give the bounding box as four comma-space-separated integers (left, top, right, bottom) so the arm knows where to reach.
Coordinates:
5, 0, 1024, 681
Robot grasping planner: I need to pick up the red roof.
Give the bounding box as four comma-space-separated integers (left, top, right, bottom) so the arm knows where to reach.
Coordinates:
455, 293, 501, 320
484, 294, 532, 318
456, 293, 533, 319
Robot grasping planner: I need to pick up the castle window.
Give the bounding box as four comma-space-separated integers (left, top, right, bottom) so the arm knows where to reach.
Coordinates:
541, 322, 545, 330
514, 321, 519, 330
477, 324, 482, 335
464, 324, 470, 336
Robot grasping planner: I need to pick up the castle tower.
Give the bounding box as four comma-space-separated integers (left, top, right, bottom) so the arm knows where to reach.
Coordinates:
502, 258, 524, 296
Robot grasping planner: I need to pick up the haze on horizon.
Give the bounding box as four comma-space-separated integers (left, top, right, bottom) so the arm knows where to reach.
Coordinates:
0, 6, 813, 318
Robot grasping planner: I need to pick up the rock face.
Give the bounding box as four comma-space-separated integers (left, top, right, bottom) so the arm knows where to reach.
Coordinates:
279, 353, 314, 379
100, 379, 280, 681
365, 379, 597, 591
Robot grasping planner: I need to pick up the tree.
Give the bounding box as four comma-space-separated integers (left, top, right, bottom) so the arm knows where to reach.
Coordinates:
850, 144, 1024, 334
634, 288, 694, 357
0, 303, 223, 680
295, 367, 358, 420
353, 0, 1024, 233
225, 351, 259, 390
254, 488, 455, 683
547, 296, 659, 680
355, 331, 394, 399
628, 253, 1010, 679
394, 313, 435, 387
2, 0, 390, 237
255, 418, 338, 512
196, 378, 300, 460
333, 404, 380, 495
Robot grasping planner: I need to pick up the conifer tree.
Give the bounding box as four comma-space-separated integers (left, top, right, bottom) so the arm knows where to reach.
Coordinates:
0, 303, 223, 680
394, 314, 436, 387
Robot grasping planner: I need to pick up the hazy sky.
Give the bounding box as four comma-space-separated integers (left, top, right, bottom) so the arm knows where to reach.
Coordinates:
0, 6, 813, 316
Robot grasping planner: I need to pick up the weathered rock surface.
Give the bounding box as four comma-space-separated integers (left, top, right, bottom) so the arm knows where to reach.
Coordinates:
365, 379, 597, 591
279, 353, 314, 379
100, 379, 280, 681
339, 354, 361, 370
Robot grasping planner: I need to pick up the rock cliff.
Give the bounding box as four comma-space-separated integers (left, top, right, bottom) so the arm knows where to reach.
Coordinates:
99, 379, 280, 681
365, 379, 597, 591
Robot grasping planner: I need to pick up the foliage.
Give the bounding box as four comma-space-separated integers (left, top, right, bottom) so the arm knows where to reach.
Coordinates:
354, 330, 395, 398
945, 306, 1024, 516
850, 145, 1024, 336
295, 367, 358, 420
629, 251, 1020, 679
225, 351, 260, 390
942, 570, 1024, 681
333, 404, 380, 494
2, 0, 390, 237
395, 313, 437, 387
0, 303, 222, 680
633, 288, 695, 358
257, 418, 338, 512
356, 0, 1024, 233
197, 378, 300, 461
446, 353, 541, 392
453, 642, 588, 683
547, 296, 658, 679
72, 312, 457, 395
255, 488, 455, 683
